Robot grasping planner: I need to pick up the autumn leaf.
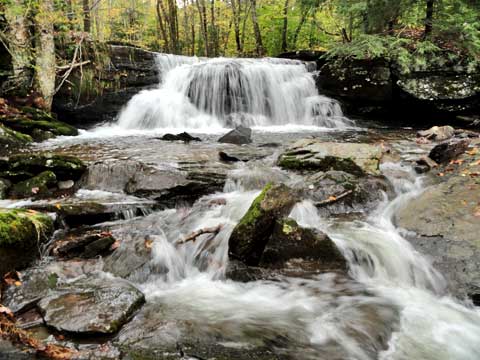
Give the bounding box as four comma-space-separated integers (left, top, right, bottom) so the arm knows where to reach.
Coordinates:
110, 240, 121, 251
437, 172, 445, 177
3, 271, 21, 286
144, 238, 153, 250
328, 196, 337, 201
31, 187, 39, 194
0, 304, 14, 320
466, 148, 479, 156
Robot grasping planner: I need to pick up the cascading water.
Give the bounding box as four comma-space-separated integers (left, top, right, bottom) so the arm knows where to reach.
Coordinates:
117, 54, 352, 130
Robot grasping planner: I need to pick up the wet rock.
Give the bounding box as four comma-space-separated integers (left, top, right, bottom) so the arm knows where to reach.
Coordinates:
2, 259, 102, 313
260, 218, 347, 272
228, 183, 299, 266
428, 138, 470, 164
396, 142, 480, 301
218, 126, 252, 145
219, 151, 242, 162
417, 126, 455, 141
0, 115, 78, 140
0, 177, 11, 199
160, 132, 201, 142
58, 179, 74, 190
9, 170, 57, 198
8, 153, 86, 181
414, 156, 438, 174
37, 275, 145, 335
0, 338, 35, 359
0, 209, 54, 276
53, 230, 116, 259
300, 170, 391, 215
279, 140, 383, 176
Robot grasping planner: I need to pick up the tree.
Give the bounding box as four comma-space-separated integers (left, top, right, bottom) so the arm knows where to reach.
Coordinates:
250, 0, 264, 56
424, 0, 435, 38
83, 0, 91, 33
281, 0, 289, 52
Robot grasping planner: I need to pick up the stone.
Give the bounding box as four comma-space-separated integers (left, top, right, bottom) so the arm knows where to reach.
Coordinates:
8, 153, 86, 181
414, 156, 438, 174
53, 230, 116, 259
58, 179, 75, 190
37, 275, 145, 335
218, 126, 252, 145
218, 151, 241, 162
160, 132, 201, 142
260, 218, 347, 272
9, 170, 57, 198
428, 139, 470, 164
0, 123, 32, 156
228, 183, 299, 265
279, 140, 383, 176
0, 209, 54, 276
417, 126, 455, 141
395, 143, 480, 301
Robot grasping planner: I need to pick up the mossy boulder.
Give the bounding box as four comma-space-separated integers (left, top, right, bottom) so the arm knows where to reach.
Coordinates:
260, 218, 347, 272
228, 183, 299, 265
0, 106, 78, 140
278, 140, 383, 176
9, 171, 57, 198
0, 124, 32, 155
8, 153, 86, 181
0, 209, 54, 276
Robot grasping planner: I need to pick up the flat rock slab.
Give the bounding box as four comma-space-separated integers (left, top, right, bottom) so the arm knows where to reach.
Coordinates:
278, 140, 383, 176
38, 275, 145, 335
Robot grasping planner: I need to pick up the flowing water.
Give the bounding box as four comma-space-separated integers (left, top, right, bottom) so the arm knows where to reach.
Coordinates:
28, 54, 480, 358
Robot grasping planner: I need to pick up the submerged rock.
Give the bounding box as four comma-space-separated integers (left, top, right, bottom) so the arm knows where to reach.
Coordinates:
218, 126, 252, 145
428, 138, 470, 164
160, 132, 201, 142
37, 275, 145, 335
278, 140, 383, 176
219, 151, 242, 162
228, 183, 299, 265
0, 209, 54, 276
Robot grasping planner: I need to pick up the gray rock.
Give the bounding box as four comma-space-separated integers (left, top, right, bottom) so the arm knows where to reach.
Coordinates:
38, 275, 145, 334
428, 138, 470, 164
278, 140, 384, 176
218, 126, 252, 145
417, 126, 455, 141
58, 179, 75, 190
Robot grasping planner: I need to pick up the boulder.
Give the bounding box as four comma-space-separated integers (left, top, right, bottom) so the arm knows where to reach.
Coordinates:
414, 156, 438, 174
278, 140, 383, 176
395, 142, 480, 301
417, 126, 455, 141
228, 183, 299, 265
0, 123, 32, 155
9, 170, 57, 198
299, 170, 391, 215
8, 153, 86, 181
219, 151, 242, 162
260, 218, 347, 272
428, 138, 470, 164
218, 126, 252, 145
53, 229, 116, 259
0, 209, 54, 276
37, 275, 145, 335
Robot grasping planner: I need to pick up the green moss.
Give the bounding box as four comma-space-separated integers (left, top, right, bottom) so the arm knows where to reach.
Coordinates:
0, 209, 53, 247
237, 182, 273, 229
47, 273, 59, 289
10, 171, 57, 198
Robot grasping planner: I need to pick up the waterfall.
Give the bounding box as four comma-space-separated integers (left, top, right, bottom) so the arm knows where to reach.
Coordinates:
117, 54, 352, 130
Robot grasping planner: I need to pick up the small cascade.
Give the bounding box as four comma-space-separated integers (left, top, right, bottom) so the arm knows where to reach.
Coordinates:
117, 54, 352, 130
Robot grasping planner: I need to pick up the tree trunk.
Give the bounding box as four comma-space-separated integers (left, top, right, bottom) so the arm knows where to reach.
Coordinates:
196, 0, 209, 56
231, 0, 242, 54
281, 0, 289, 52
34, 0, 56, 110
250, 0, 264, 56
83, 0, 91, 33
210, 0, 218, 56
293, 8, 310, 48
3, 0, 33, 96
424, 0, 435, 38
156, 0, 170, 52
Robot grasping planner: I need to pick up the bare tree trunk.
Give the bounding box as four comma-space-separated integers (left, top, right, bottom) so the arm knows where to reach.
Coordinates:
281, 0, 289, 52
83, 0, 91, 33
34, 0, 56, 110
3, 0, 33, 95
250, 0, 264, 56
156, 0, 170, 51
424, 0, 435, 38
230, 0, 242, 54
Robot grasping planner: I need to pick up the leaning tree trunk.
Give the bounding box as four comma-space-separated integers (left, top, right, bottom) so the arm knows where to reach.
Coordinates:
34, 0, 56, 110
3, 0, 33, 96
250, 0, 265, 56
424, 0, 435, 38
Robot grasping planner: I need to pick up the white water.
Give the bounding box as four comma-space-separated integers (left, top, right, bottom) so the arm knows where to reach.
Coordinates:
114, 156, 480, 359
117, 54, 352, 130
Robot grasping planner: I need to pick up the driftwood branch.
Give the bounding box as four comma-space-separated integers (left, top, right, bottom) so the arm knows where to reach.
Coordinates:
177, 225, 223, 245
56, 60, 91, 71
315, 190, 353, 207
54, 35, 85, 94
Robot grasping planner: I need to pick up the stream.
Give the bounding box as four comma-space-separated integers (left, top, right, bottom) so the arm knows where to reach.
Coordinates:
5, 54, 480, 359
